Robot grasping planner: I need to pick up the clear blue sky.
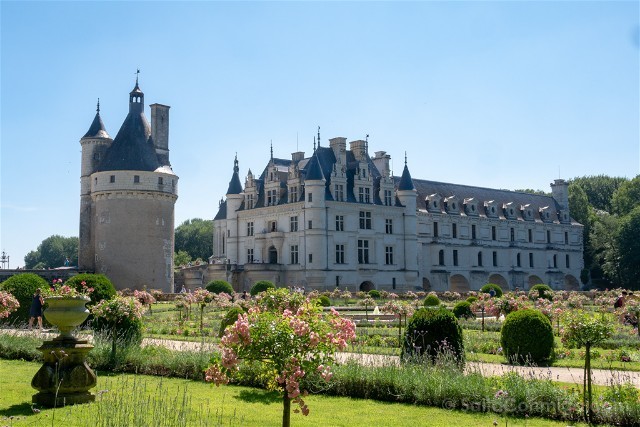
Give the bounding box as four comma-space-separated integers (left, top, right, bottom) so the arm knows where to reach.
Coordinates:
1, 1, 638, 268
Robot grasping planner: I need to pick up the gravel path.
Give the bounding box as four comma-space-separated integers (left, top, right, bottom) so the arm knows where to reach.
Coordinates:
4, 328, 639, 387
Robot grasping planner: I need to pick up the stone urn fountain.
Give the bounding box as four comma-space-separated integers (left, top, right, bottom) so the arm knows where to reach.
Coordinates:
31, 296, 97, 407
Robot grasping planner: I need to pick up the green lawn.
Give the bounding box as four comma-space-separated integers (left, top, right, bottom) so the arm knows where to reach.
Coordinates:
0, 359, 587, 427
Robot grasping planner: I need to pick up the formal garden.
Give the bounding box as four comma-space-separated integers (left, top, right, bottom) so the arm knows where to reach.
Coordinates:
1, 273, 639, 426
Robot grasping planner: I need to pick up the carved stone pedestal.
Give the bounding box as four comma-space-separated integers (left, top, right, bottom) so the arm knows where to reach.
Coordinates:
31, 338, 97, 407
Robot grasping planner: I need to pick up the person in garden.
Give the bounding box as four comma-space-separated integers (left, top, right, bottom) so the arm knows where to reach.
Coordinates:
28, 288, 44, 330
614, 291, 627, 309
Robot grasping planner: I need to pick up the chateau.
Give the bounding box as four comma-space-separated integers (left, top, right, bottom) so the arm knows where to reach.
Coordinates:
211, 135, 583, 293
78, 80, 178, 292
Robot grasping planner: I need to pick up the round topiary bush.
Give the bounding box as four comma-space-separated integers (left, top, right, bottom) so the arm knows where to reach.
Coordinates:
219, 306, 245, 337
480, 283, 503, 298
423, 294, 440, 307
368, 289, 381, 299
64, 274, 116, 305
403, 307, 464, 366
317, 295, 331, 307
500, 309, 554, 365
250, 280, 275, 296
206, 280, 234, 295
466, 296, 478, 304
452, 301, 475, 319
529, 284, 553, 301
0, 273, 48, 324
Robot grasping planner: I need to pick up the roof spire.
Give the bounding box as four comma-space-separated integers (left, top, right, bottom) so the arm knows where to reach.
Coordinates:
135, 68, 140, 86
313, 136, 316, 151
366, 134, 369, 154
270, 140, 273, 161
96, 98, 100, 113
404, 151, 407, 166
234, 152, 239, 173
317, 126, 321, 147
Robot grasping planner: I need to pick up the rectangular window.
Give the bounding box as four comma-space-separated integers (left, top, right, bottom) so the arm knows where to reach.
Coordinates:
453, 249, 458, 266
385, 219, 393, 234
334, 184, 344, 201
335, 244, 345, 264
247, 248, 254, 263
566, 254, 570, 268
267, 190, 273, 206
290, 245, 299, 264
478, 252, 483, 266
528, 229, 533, 243
492, 251, 498, 267
359, 211, 372, 229
134, 175, 140, 183
547, 230, 551, 244
358, 187, 365, 203
289, 186, 298, 203
438, 250, 445, 266
290, 216, 298, 232
247, 194, 254, 209
308, 220, 312, 229
433, 222, 439, 237
364, 187, 370, 203
384, 189, 392, 206
158, 177, 164, 185
492, 226, 496, 240
247, 222, 254, 236
358, 240, 370, 264
385, 246, 394, 265
335, 215, 344, 231
553, 254, 557, 268
529, 252, 534, 267
110, 175, 115, 183
270, 221, 277, 232
308, 192, 313, 202
452, 223, 457, 238
308, 253, 313, 263
510, 228, 515, 242
392, 278, 396, 289
565, 232, 569, 245
517, 253, 521, 267
472, 224, 476, 239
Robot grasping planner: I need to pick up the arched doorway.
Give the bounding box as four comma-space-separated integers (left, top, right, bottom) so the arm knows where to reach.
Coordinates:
359, 281, 375, 292
489, 274, 509, 291
268, 246, 278, 264
450, 274, 470, 293
422, 277, 432, 292
564, 275, 580, 291
528, 275, 544, 289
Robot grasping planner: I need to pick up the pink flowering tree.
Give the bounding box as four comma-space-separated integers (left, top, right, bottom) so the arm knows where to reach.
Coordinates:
133, 289, 156, 314
192, 287, 214, 334
205, 288, 356, 427
381, 300, 415, 345
91, 295, 145, 362
0, 290, 20, 320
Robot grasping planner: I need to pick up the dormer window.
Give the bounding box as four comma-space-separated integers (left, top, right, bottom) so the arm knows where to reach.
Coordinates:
484, 200, 498, 217
503, 202, 517, 219
426, 194, 442, 212
445, 196, 459, 214
464, 198, 478, 216
539, 206, 553, 222
521, 204, 534, 221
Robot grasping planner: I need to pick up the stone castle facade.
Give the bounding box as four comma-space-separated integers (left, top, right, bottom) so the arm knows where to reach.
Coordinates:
209, 135, 583, 293
78, 80, 178, 292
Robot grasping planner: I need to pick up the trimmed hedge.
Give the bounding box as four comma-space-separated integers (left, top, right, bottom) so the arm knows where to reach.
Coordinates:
65, 273, 116, 305
452, 301, 474, 319
0, 273, 48, 324
501, 309, 554, 365
317, 295, 331, 307
206, 280, 234, 295
529, 284, 553, 301
423, 294, 441, 307
368, 290, 381, 299
480, 283, 503, 298
250, 280, 275, 296
403, 307, 464, 365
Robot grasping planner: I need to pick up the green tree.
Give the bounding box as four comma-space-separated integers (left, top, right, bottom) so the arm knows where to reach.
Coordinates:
174, 219, 213, 261
568, 183, 592, 284
611, 175, 640, 216
174, 250, 192, 267
513, 188, 549, 196
589, 211, 622, 287
570, 175, 627, 212
616, 206, 640, 290
24, 235, 78, 269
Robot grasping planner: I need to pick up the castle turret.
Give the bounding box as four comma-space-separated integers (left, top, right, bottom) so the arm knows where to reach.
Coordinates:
225, 156, 244, 265
81, 79, 178, 292
79, 100, 112, 271
396, 155, 418, 288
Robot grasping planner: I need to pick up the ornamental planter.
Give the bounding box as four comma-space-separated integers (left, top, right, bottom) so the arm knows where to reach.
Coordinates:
43, 296, 91, 341
32, 295, 96, 407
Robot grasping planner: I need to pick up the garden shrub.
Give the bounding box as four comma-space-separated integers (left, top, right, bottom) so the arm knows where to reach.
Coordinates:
500, 309, 554, 365
423, 294, 440, 307
0, 273, 48, 324
206, 280, 234, 295
466, 296, 478, 304
219, 306, 245, 337
480, 283, 503, 298
529, 284, 553, 301
250, 280, 275, 296
452, 301, 474, 319
317, 295, 331, 307
65, 273, 116, 305
402, 307, 464, 366
368, 289, 381, 299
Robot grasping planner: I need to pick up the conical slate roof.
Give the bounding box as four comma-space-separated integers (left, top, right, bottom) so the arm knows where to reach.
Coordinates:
226, 156, 243, 195
398, 163, 415, 191
304, 152, 325, 181
83, 111, 110, 139
96, 85, 160, 172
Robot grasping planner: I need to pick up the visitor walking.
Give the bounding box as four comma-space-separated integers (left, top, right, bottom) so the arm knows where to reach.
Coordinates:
28, 288, 44, 330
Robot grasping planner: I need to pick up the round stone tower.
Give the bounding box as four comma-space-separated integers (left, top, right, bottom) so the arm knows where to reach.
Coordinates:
79, 79, 178, 292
